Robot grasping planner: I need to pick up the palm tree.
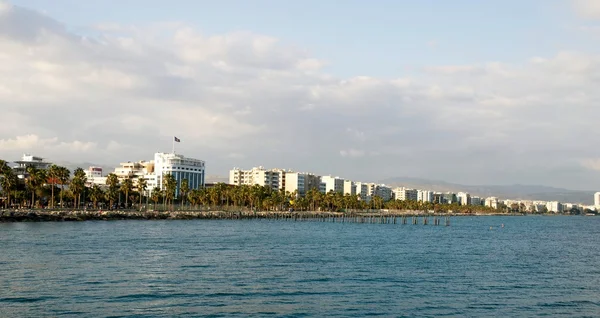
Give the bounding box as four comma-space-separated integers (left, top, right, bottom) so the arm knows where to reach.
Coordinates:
57, 166, 70, 208
150, 186, 162, 208
47, 165, 61, 209
0, 168, 17, 209
163, 173, 177, 210
105, 173, 120, 208
89, 185, 104, 209
180, 179, 189, 208
26, 166, 47, 208
120, 177, 134, 208
136, 177, 148, 210
71, 168, 87, 209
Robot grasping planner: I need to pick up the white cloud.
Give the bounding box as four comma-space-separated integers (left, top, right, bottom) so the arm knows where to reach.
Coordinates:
0, 3, 600, 189
581, 159, 600, 171
573, 0, 600, 19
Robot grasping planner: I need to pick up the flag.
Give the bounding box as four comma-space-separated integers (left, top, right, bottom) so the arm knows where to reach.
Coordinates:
174, 136, 181, 143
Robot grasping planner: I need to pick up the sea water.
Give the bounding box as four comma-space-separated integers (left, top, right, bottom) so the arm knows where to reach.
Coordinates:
1, 216, 599, 317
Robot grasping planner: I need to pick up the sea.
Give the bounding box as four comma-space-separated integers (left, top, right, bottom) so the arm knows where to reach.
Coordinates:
1, 216, 599, 317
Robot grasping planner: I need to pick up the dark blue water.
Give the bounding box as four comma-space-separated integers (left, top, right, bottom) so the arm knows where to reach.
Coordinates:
1, 216, 600, 317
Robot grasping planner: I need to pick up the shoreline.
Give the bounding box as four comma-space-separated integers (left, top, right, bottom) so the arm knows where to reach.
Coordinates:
0, 209, 569, 222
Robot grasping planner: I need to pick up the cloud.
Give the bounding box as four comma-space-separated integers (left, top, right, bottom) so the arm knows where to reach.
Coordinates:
581, 159, 600, 171
0, 2, 600, 190
572, 0, 600, 19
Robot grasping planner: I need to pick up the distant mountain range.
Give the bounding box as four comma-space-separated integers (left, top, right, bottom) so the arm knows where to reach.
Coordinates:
379, 177, 595, 205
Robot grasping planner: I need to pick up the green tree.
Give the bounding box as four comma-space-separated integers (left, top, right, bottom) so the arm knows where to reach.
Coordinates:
47, 164, 61, 209
105, 173, 120, 208
88, 184, 104, 209
120, 177, 134, 208
180, 179, 189, 208
57, 166, 70, 208
0, 167, 17, 209
26, 166, 47, 208
136, 177, 148, 210
150, 187, 162, 208
163, 173, 177, 210
70, 168, 87, 209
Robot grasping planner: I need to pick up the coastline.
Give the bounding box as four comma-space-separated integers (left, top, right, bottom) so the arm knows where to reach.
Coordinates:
0, 209, 541, 222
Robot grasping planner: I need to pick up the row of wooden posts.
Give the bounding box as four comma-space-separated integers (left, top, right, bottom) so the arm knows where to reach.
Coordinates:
214, 212, 451, 226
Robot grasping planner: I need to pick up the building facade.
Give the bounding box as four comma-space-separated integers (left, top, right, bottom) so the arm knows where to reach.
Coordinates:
155, 152, 205, 196
321, 176, 344, 193
12, 154, 52, 179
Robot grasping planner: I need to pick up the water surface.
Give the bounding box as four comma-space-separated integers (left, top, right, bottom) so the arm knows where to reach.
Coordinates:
1, 216, 599, 317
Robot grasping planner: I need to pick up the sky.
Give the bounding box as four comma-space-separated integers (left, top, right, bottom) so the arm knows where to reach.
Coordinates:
1, 0, 600, 190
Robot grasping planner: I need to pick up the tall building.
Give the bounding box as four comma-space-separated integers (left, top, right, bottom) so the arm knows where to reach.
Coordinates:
343, 180, 356, 196
417, 190, 434, 203
12, 154, 52, 179
595, 192, 600, 207
457, 192, 471, 205
470, 196, 482, 206
284, 172, 320, 197
376, 185, 393, 201
155, 152, 205, 196
355, 182, 369, 201
393, 187, 418, 201
229, 166, 286, 191
321, 176, 344, 193
485, 197, 499, 209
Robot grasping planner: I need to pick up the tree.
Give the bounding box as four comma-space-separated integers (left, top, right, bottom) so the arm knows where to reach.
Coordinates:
150, 187, 162, 207
71, 168, 87, 209
47, 164, 61, 209
57, 166, 70, 208
163, 173, 177, 210
136, 177, 148, 210
120, 177, 134, 208
105, 173, 120, 208
180, 179, 189, 208
26, 166, 47, 208
88, 185, 104, 209
0, 168, 17, 209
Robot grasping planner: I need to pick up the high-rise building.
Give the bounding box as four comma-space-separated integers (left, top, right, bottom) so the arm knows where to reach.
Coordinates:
321, 176, 344, 193
417, 190, 434, 203
393, 187, 418, 201
343, 180, 356, 196
594, 192, 600, 207
155, 152, 205, 196
457, 192, 471, 205
12, 154, 52, 179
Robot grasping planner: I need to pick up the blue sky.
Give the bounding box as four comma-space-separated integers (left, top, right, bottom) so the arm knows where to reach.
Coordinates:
2, 0, 600, 191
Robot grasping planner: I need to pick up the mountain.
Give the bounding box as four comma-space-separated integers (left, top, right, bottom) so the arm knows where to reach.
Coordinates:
378, 177, 595, 205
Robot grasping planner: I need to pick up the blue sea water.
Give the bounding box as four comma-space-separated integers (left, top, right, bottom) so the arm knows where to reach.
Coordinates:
1, 216, 600, 317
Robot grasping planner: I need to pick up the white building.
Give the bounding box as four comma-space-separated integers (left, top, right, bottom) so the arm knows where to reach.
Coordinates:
229, 166, 282, 191
284, 172, 320, 197
393, 187, 418, 201
595, 192, 600, 207
84, 166, 107, 187
355, 182, 369, 201
12, 154, 52, 179
485, 197, 499, 209
343, 180, 356, 196
155, 152, 205, 196
546, 201, 563, 213
417, 190, 434, 203
457, 192, 471, 205
321, 176, 344, 193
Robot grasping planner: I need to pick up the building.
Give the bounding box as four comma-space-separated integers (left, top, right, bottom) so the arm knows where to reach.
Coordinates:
321, 175, 344, 193
393, 187, 418, 201
12, 154, 52, 179
155, 152, 205, 196
284, 172, 320, 197
355, 182, 369, 201
343, 180, 356, 196
229, 166, 285, 191
485, 197, 499, 209
84, 166, 107, 187
417, 190, 434, 203
376, 185, 393, 201
470, 196, 482, 206
457, 192, 471, 205
595, 192, 600, 207
546, 201, 563, 213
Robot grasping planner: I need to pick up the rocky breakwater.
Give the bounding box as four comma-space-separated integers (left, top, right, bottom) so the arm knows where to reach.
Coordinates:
0, 210, 237, 222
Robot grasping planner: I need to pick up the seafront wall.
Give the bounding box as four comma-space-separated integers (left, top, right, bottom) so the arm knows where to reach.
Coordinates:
0, 210, 481, 222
